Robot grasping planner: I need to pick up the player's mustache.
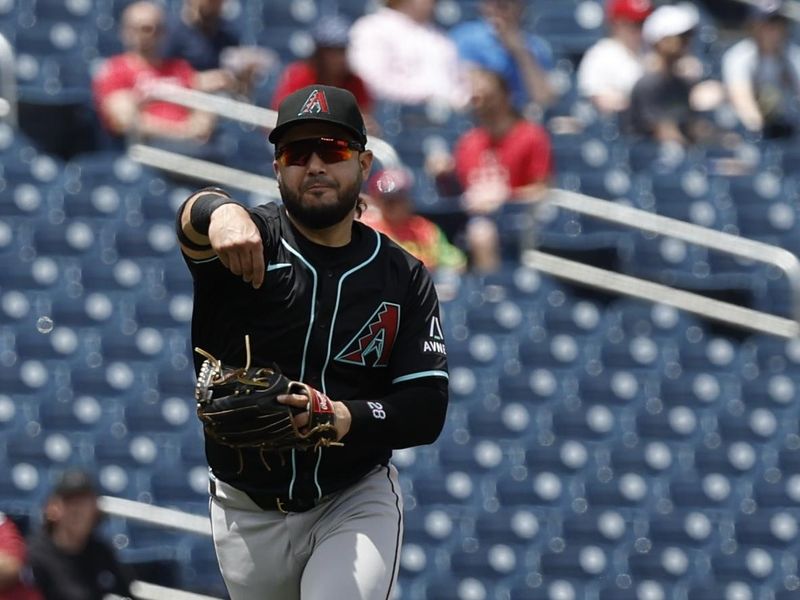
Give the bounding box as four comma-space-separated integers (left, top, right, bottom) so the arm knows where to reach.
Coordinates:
302, 176, 338, 191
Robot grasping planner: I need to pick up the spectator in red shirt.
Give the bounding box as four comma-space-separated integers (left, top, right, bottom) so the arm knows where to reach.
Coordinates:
0, 513, 41, 600
428, 66, 552, 271
271, 16, 376, 133
92, 0, 216, 145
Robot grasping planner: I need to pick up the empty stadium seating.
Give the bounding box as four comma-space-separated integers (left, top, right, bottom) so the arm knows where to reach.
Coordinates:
5, 1, 800, 599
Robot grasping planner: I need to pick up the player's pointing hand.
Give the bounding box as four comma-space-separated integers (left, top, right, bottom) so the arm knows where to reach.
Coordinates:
208, 203, 265, 289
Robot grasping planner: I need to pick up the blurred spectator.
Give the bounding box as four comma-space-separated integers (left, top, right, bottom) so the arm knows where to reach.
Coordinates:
272, 16, 376, 132
451, 0, 557, 111
92, 1, 218, 155
362, 168, 466, 272
0, 514, 41, 600
577, 0, 654, 114
722, 0, 800, 139
427, 66, 552, 271
627, 3, 711, 144
348, 0, 468, 107
27, 470, 133, 600
164, 0, 274, 96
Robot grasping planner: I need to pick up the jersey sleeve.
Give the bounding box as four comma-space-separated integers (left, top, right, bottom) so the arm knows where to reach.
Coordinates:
388, 261, 448, 384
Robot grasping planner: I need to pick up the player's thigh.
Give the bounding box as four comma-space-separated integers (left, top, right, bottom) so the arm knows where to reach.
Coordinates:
210, 496, 301, 600
300, 467, 404, 600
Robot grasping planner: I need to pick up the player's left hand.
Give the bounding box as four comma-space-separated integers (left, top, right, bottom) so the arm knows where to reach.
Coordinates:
277, 393, 352, 442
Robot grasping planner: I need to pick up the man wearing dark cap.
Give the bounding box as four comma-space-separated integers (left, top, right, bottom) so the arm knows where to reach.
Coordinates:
26, 470, 132, 600
176, 85, 449, 599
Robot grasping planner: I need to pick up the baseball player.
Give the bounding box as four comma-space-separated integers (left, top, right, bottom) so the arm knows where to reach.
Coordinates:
175, 85, 449, 600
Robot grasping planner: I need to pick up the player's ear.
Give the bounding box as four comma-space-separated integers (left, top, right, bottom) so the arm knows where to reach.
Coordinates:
359, 149, 373, 180
273, 162, 282, 182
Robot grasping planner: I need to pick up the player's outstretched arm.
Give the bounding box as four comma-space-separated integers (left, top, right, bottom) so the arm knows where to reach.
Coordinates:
176, 187, 265, 289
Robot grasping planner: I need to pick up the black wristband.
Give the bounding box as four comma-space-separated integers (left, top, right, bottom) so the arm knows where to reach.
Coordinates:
189, 189, 237, 235
176, 197, 211, 250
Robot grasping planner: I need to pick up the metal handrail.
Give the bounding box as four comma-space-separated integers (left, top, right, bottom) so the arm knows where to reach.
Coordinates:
0, 33, 17, 126
524, 189, 800, 338
142, 84, 401, 168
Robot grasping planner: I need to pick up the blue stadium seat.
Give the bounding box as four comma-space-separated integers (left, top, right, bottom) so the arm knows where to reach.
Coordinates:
499, 368, 572, 405
125, 395, 194, 435
710, 546, 781, 583
599, 333, 671, 370
6, 430, 85, 465
80, 259, 146, 293
584, 471, 652, 508
540, 544, 613, 580
467, 401, 534, 439
38, 394, 112, 433
717, 408, 783, 442
50, 292, 119, 328
552, 402, 619, 440
0, 290, 36, 327
133, 293, 193, 329
14, 325, 83, 362
647, 511, 718, 548
149, 460, 208, 511
411, 469, 479, 506
496, 470, 567, 507
438, 438, 510, 473
114, 222, 178, 259
1, 257, 64, 290
735, 511, 800, 548
100, 325, 168, 362
509, 579, 585, 600
578, 369, 651, 406
562, 509, 633, 548
751, 336, 800, 374
474, 507, 550, 547
659, 371, 737, 408
450, 544, 523, 580
675, 335, 744, 373
542, 297, 607, 335
753, 477, 800, 508
70, 362, 136, 396
609, 440, 677, 476
61, 182, 130, 220
628, 544, 700, 582
0, 462, 48, 508
519, 332, 596, 369
669, 473, 739, 508
525, 440, 591, 476
636, 404, 701, 441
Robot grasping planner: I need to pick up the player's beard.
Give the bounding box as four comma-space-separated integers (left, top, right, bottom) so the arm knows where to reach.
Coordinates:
280, 174, 362, 230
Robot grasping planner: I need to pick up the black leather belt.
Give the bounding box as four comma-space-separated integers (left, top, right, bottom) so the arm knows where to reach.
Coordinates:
210, 479, 324, 514
249, 493, 323, 514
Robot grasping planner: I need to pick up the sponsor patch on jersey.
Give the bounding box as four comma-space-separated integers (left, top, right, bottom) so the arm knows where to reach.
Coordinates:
335, 302, 400, 367
421, 316, 447, 355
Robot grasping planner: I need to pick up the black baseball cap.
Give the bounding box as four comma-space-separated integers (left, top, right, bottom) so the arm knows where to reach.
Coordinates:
50, 468, 96, 499
268, 85, 367, 147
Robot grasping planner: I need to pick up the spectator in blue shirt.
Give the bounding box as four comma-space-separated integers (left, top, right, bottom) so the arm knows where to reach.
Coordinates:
450, 0, 557, 111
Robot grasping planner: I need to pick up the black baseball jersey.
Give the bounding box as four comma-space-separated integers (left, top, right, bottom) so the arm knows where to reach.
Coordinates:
183, 202, 449, 499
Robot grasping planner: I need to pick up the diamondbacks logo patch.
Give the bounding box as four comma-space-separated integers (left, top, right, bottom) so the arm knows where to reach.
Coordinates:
335, 302, 400, 367
298, 89, 330, 116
